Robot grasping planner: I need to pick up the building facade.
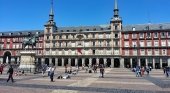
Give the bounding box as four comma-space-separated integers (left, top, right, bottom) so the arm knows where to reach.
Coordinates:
0, 0, 170, 69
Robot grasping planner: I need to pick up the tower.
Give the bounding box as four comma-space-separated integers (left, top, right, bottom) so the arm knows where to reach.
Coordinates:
110, 0, 124, 68
110, 0, 122, 31
44, 0, 57, 64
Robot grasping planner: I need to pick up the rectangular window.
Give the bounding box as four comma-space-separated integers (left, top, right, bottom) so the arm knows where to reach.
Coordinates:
53, 35, 56, 39
115, 34, 118, 38
154, 32, 158, 38
162, 49, 166, 55
124, 34, 129, 39
146, 33, 151, 38
124, 41, 129, 47
161, 40, 166, 46
132, 34, 137, 38
140, 49, 145, 55
147, 40, 151, 47
161, 32, 166, 38
93, 42, 95, 46
155, 49, 159, 55
139, 33, 144, 38
147, 49, 152, 55
154, 40, 159, 46
140, 41, 144, 47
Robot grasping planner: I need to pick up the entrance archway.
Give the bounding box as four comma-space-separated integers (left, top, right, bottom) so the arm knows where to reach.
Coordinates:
52, 58, 55, 66
132, 58, 137, 68
114, 58, 120, 68
85, 58, 89, 66
3, 51, 11, 64
78, 58, 82, 66
64, 58, 68, 66
92, 58, 96, 66
107, 58, 111, 67
71, 58, 75, 66
140, 58, 146, 67
58, 58, 62, 66
124, 58, 130, 68
45, 58, 49, 66
99, 58, 104, 65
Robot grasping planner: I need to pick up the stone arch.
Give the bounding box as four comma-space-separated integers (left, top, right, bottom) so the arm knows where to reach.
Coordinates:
3, 51, 12, 64
85, 58, 89, 66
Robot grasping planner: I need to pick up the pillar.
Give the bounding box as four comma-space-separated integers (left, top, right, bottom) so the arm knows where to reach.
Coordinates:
104, 58, 107, 67
89, 58, 92, 67
75, 58, 78, 66
49, 58, 52, 65
160, 58, 162, 69
68, 58, 71, 66
82, 58, 85, 66
138, 58, 141, 67
96, 58, 99, 65
168, 58, 170, 66
111, 58, 114, 68
55, 58, 58, 66
62, 58, 64, 66
130, 58, 132, 68
153, 58, 155, 69
120, 58, 124, 68
145, 58, 148, 66
41, 58, 45, 64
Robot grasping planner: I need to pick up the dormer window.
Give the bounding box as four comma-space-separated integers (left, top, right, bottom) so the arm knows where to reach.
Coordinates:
86, 29, 89, 31
159, 25, 163, 30
132, 27, 136, 31
67, 30, 69, 32
9, 33, 13, 36
73, 30, 76, 32
93, 28, 96, 31
80, 29, 83, 31
145, 26, 149, 30
101, 28, 104, 30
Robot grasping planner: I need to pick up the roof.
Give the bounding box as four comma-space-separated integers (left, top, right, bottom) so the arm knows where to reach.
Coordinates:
0, 30, 43, 36
123, 23, 170, 31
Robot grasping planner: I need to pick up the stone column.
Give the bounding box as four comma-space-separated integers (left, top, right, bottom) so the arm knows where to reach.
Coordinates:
89, 58, 92, 67
96, 58, 99, 65
49, 58, 52, 66
138, 58, 141, 67
168, 58, 170, 66
41, 58, 45, 64
160, 58, 163, 69
75, 58, 78, 66
82, 58, 85, 66
55, 58, 58, 66
104, 58, 107, 67
145, 58, 148, 66
120, 58, 124, 68
68, 58, 71, 66
130, 58, 132, 68
111, 58, 114, 68
153, 58, 155, 69
62, 58, 64, 66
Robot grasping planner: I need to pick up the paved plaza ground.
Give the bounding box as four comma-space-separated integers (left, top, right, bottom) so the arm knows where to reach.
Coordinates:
0, 67, 170, 93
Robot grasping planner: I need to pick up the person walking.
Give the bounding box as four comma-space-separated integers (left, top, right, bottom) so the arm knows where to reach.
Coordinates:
0, 63, 3, 74
100, 65, 104, 78
50, 66, 55, 82
7, 65, 14, 83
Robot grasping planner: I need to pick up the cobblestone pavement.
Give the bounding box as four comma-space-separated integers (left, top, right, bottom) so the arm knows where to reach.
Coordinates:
0, 67, 170, 93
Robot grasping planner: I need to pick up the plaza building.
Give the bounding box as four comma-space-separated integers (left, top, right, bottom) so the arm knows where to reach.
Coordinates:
0, 0, 170, 69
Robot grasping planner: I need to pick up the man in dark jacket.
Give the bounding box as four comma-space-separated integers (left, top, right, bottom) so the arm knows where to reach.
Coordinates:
7, 65, 14, 82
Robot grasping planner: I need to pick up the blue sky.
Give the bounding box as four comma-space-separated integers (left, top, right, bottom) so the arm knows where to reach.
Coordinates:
0, 0, 170, 31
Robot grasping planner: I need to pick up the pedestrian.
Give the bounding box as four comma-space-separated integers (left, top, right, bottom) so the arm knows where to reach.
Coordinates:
50, 66, 55, 82
141, 66, 145, 76
146, 66, 150, 76
166, 67, 169, 77
100, 65, 104, 78
163, 67, 166, 74
47, 66, 51, 76
7, 65, 14, 83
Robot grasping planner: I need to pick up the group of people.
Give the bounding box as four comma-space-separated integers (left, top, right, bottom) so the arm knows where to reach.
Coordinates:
41, 64, 56, 82
132, 66, 152, 77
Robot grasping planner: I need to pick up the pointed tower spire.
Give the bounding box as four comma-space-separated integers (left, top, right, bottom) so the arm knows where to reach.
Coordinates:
114, 0, 119, 18
49, 0, 54, 21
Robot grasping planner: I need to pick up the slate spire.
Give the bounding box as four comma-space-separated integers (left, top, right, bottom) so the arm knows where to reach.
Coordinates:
114, 0, 119, 18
